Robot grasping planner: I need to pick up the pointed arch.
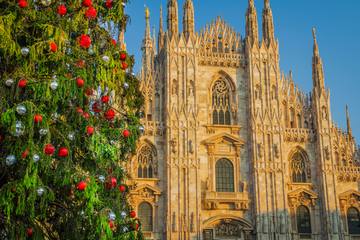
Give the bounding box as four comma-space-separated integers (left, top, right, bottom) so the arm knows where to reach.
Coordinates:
289, 147, 310, 183
137, 141, 158, 178
210, 71, 236, 125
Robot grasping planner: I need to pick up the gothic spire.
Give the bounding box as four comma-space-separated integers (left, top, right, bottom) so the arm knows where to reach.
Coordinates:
183, 0, 195, 38
246, 0, 259, 46
262, 0, 275, 46
167, 0, 179, 38
145, 7, 151, 40
142, 7, 154, 78
346, 105, 352, 137
158, 5, 165, 50
312, 28, 325, 93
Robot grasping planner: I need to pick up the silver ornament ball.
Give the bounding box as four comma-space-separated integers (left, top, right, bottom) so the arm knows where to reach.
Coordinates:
123, 82, 129, 90
98, 175, 105, 183
50, 80, 58, 90
13, 121, 25, 137
40, 0, 52, 6
67, 132, 75, 141
39, 129, 48, 136
5, 79, 14, 87
21, 47, 30, 56
37, 187, 45, 196
16, 104, 27, 115
108, 212, 116, 221
139, 126, 145, 135
120, 211, 127, 219
5, 155, 17, 166
102, 55, 110, 63
33, 154, 40, 163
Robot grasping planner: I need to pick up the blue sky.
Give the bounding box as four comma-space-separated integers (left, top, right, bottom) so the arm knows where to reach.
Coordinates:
125, 0, 360, 142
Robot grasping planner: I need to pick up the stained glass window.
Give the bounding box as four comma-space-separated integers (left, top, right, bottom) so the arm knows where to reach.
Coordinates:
348, 207, 360, 234
138, 202, 153, 232
291, 152, 307, 183
297, 205, 312, 234
212, 79, 231, 125
137, 144, 156, 178
216, 159, 234, 192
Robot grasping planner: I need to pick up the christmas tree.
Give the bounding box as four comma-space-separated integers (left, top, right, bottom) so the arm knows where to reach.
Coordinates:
0, 0, 144, 239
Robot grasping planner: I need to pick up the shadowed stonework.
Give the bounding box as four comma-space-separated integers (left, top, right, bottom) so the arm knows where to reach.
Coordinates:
127, 0, 360, 239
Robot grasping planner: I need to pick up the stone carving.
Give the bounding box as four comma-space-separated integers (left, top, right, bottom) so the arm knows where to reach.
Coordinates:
170, 138, 177, 154
273, 144, 280, 158
324, 146, 330, 160
214, 219, 242, 237
257, 143, 264, 159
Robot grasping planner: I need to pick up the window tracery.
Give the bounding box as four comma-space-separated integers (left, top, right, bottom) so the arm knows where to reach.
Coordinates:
290, 151, 309, 183
137, 144, 157, 178
212, 78, 232, 125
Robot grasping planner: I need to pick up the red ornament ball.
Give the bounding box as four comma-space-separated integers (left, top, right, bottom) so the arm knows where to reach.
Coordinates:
21, 149, 29, 159
86, 126, 94, 136
49, 42, 57, 53
34, 114, 43, 124
77, 181, 87, 191
120, 52, 127, 61
121, 61, 128, 70
18, 0, 28, 8
92, 102, 102, 113
58, 147, 69, 158
105, 0, 113, 9
76, 78, 85, 88
57, 4, 67, 16
79, 34, 91, 49
18, 79, 27, 88
75, 59, 86, 68
85, 6, 97, 19
101, 95, 110, 104
111, 39, 117, 47
119, 185, 126, 192
104, 109, 115, 121
26, 227, 33, 237
44, 144, 55, 156
85, 88, 94, 96
129, 210, 136, 218
111, 177, 117, 188
83, 112, 90, 120
76, 107, 84, 115
82, 0, 92, 7
122, 129, 130, 138
108, 220, 115, 230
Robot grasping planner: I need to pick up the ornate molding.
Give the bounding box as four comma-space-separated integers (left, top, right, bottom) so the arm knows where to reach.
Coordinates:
204, 191, 249, 211
288, 188, 318, 208
339, 190, 360, 212
283, 128, 316, 143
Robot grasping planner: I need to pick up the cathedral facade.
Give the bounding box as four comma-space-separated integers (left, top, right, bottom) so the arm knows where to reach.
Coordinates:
127, 0, 360, 239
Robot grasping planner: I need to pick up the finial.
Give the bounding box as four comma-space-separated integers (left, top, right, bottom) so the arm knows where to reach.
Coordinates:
312, 27, 317, 41
145, 7, 150, 19
265, 0, 270, 8
346, 105, 352, 137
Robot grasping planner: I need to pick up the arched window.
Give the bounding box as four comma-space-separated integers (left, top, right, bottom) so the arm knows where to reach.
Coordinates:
348, 207, 360, 234
291, 152, 308, 183
297, 205, 312, 234
216, 159, 234, 192
212, 78, 232, 125
137, 144, 156, 178
138, 202, 153, 232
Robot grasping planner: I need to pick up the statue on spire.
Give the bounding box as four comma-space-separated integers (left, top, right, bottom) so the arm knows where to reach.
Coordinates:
246, 0, 259, 46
